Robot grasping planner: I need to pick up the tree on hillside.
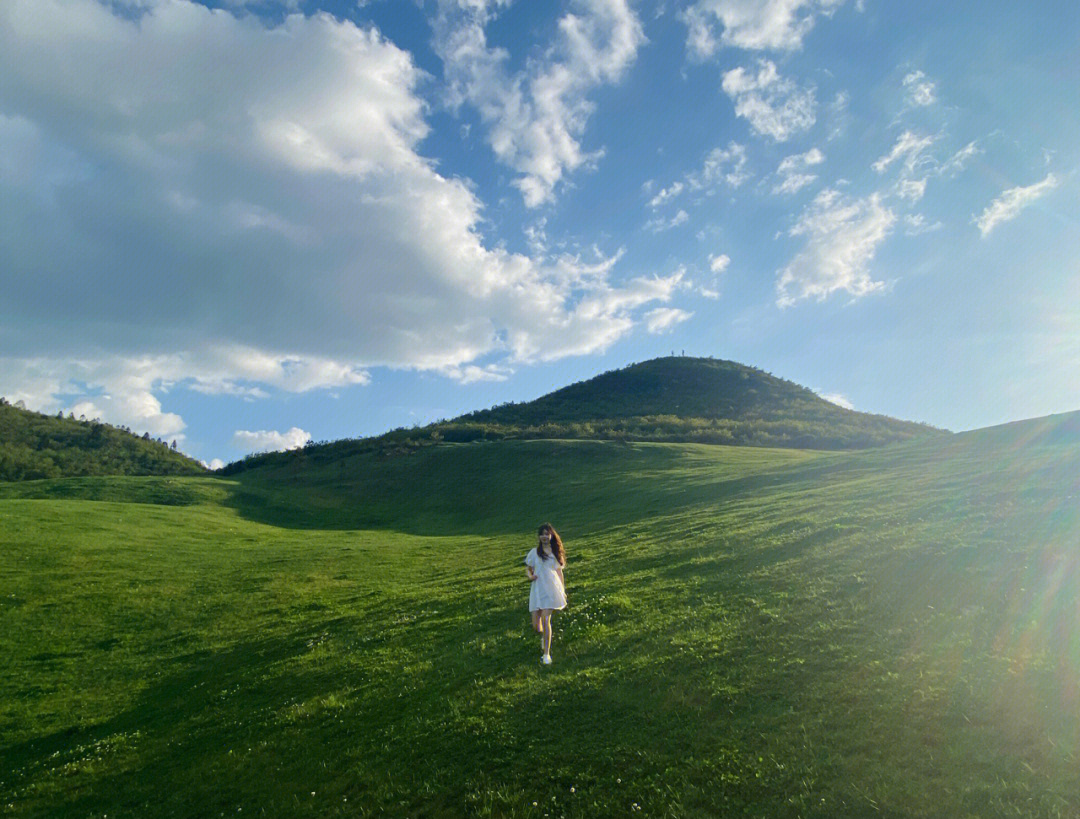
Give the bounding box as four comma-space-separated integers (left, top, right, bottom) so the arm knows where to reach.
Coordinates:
0, 402, 205, 480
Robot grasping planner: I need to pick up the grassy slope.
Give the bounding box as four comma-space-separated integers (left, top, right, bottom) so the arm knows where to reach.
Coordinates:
0, 402, 206, 480
2, 414, 1079, 817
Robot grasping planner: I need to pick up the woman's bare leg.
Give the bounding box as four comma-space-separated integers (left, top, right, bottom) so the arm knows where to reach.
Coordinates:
540, 609, 553, 657
531, 609, 543, 634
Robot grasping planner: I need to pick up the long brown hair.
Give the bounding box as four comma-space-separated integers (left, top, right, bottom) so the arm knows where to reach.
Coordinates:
537, 523, 565, 567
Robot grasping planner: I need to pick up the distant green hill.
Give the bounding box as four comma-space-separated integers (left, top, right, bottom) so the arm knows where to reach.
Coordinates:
224, 356, 943, 473
0, 399, 206, 480
453, 356, 938, 444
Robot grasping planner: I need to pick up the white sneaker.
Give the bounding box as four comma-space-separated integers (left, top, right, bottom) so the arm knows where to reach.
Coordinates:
542, 654, 552, 665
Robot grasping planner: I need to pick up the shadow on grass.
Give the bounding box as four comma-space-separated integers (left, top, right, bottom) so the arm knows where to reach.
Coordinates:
217, 442, 835, 537
5, 618, 363, 817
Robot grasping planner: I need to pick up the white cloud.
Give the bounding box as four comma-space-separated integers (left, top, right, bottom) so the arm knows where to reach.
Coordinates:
511, 267, 689, 362
0, 348, 368, 439
773, 173, 817, 195
903, 213, 942, 235
700, 254, 729, 298
645, 307, 693, 334
690, 142, 752, 189
648, 181, 685, 208
773, 146, 824, 194
824, 90, 849, 141
0, 365, 65, 417
648, 144, 748, 220
939, 140, 980, 176
779, 147, 824, 169
709, 253, 731, 273
974, 173, 1058, 237
549, 246, 626, 288
68, 394, 185, 439
681, 0, 846, 59
902, 70, 936, 106
435, 0, 645, 207
645, 209, 690, 232
818, 391, 853, 409
896, 177, 926, 202
438, 363, 514, 383
232, 427, 312, 453
202, 458, 226, 471
0, 357, 188, 439
776, 188, 895, 306
872, 131, 935, 174
0, 1, 677, 429
183, 348, 372, 395
722, 60, 816, 141
222, 0, 304, 8
870, 132, 977, 207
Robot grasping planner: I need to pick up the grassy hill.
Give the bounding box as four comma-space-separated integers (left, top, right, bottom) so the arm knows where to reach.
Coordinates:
0, 400, 206, 481
451, 355, 940, 443
463, 356, 909, 423
2, 410, 1078, 817
225, 357, 942, 474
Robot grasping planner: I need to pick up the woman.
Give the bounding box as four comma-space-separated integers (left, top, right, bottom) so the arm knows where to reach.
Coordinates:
524, 523, 567, 665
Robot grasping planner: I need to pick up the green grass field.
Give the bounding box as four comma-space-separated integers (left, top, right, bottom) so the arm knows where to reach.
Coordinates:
2, 423, 1079, 817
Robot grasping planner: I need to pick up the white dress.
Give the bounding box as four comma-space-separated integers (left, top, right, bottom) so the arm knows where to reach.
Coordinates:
525, 547, 566, 611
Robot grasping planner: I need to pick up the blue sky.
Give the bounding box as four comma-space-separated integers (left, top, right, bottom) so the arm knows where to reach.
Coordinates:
1, 0, 1077, 466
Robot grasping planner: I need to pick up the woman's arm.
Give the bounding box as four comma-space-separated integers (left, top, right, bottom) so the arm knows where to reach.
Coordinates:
556, 564, 565, 585
526, 567, 537, 581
